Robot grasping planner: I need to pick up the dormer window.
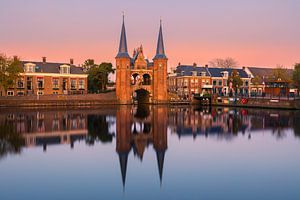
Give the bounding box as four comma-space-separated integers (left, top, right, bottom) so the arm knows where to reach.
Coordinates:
60, 65, 70, 74
201, 72, 206, 77
24, 63, 36, 73
192, 71, 197, 76
181, 71, 185, 76
221, 71, 228, 78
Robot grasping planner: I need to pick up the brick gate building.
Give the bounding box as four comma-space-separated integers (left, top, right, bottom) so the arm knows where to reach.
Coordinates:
115, 17, 168, 104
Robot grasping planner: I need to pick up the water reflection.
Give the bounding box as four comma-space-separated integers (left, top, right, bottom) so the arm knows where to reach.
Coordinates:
0, 106, 299, 188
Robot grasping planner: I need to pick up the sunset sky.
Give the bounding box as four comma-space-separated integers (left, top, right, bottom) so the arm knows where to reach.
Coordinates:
1, 0, 299, 69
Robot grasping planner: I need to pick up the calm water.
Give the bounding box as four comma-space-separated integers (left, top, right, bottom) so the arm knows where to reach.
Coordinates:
0, 105, 299, 200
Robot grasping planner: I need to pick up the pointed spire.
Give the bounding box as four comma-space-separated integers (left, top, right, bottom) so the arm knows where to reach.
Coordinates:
116, 13, 130, 58
154, 19, 167, 59
156, 150, 166, 185
118, 152, 129, 188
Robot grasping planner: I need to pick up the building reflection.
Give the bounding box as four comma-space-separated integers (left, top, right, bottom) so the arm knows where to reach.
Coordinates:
0, 109, 115, 153
168, 106, 250, 140
0, 106, 299, 187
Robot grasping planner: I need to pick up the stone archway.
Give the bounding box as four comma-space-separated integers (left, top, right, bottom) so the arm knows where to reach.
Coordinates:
133, 89, 151, 104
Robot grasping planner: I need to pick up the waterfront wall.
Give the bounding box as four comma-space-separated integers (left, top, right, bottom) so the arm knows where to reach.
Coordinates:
1, 92, 300, 109
0, 92, 118, 107
211, 97, 300, 110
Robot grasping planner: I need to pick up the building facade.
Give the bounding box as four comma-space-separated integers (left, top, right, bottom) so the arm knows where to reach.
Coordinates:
115, 17, 168, 104
245, 67, 294, 96
168, 64, 251, 100
168, 64, 212, 100
2, 57, 87, 97
207, 67, 251, 96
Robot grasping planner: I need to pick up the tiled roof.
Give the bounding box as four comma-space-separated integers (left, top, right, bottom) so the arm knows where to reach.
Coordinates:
207, 68, 249, 78
247, 67, 293, 78
21, 61, 85, 74
175, 65, 209, 77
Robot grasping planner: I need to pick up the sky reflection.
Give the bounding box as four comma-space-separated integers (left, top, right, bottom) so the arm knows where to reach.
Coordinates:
0, 106, 299, 200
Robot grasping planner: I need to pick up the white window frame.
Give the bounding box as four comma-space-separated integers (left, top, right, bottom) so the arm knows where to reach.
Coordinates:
7, 91, 14, 96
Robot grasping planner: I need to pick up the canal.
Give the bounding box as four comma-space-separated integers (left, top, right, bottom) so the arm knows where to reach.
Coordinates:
0, 105, 299, 200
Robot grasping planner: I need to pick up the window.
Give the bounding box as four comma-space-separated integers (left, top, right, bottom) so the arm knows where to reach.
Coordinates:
27, 77, 33, 90
222, 71, 228, 78
71, 79, 76, 90
25, 64, 35, 73
17, 91, 25, 96
37, 77, 44, 89
17, 78, 24, 88
201, 72, 206, 76
78, 80, 85, 90
37, 91, 44, 95
60, 65, 70, 74
52, 78, 59, 89
184, 79, 188, 87
245, 81, 249, 87
213, 80, 217, 86
224, 80, 228, 86
218, 80, 222, 86
7, 91, 14, 96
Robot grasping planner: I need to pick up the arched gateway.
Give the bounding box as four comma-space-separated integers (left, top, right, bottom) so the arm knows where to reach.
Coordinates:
115, 17, 168, 104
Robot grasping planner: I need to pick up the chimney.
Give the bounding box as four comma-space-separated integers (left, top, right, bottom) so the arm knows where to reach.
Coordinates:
70, 58, 74, 65
42, 57, 46, 63
242, 66, 246, 70
178, 62, 181, 66
205, 64, 208, 68
193, 63, 197, 67
13, 56, 18, 62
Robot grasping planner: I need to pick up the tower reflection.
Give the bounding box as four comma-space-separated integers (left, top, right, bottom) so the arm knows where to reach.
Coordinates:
116, 105, 168, 187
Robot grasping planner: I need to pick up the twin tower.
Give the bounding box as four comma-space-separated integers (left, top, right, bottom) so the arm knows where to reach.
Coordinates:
115, 16, 168, 104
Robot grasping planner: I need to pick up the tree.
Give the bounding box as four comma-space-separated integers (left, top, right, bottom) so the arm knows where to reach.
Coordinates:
209, 57, 238, 68
87, 62, 115, 93
292, 63, 300, 95
0, 54, 23, 93
0, 120, 25, 160
82, 59, 96, 73
271, 65, 291, 82
227, 70, 243, 96
86, 115, 114, 145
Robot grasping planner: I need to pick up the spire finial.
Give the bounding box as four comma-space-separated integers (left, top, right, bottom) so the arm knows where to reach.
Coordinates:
122, 11, 125, 22
116, 13, 130, 58
154, 19, 167, 59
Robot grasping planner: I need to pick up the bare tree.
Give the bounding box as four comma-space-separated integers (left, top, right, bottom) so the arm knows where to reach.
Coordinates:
209, 57, 238, 68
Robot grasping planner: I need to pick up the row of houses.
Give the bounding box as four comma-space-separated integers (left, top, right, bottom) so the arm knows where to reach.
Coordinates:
168, 64, 295, 100
1, 57, 88, 97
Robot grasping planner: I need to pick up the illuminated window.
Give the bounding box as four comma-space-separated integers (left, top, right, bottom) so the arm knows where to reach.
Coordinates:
78, 79, 85, 89
52, 78, 59, 89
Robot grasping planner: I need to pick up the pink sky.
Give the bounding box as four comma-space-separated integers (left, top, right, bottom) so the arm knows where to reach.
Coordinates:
0, 0, 299, 69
